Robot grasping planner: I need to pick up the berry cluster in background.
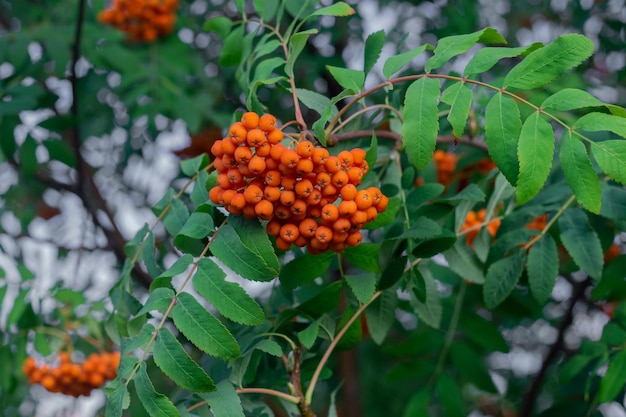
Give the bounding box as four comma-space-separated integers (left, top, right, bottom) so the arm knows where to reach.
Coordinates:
22, 352, 120, 397
209, 112, 389, 253
98, 0, 178, 42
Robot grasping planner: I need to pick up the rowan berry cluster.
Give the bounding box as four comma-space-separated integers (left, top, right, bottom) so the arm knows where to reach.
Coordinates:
98, 0, 178, 42
209, 112, 388, 253
433, 150, 458, 186
22, 351, 120, 397
460, 209, 501, 247
526, 214, 548, 231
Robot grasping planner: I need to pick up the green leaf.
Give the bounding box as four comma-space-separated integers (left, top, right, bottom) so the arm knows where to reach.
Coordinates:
382, 44, 430, 79
444, 184, 486, 202
403, 389, 431, 417
364, 30, 385, 74
542, 88, 606, 111
395, 217, 442, 240
377, 255, 407, 290
343, 243, 382, 272
295, 87, 338, 117
7, 289, 28, 327
154, 327, 216, 392
576, 112, 626, 139
464, 44, 542, 76
219, 26, 244, 67
286, 29, 318, 77
365, 289, 397, 345
326, 65, 364, 92
228, 216, 280, 271
443, 242, 485, 284
200, 380, 245, 417
104, 379, 130, 417
402, 77, 441, 169
449, 343, 498, 393
211, 225, 278, 282
204, 16, 233, 38
163, 198, 190, 236
253, 0, 279, 21
440, 81, 473, 138
598, 349, 626, 403
297, 281, 342, 318
460, 312, 509, 353
483, 251, 526, 309
409, 265, 442, 328
171, 292, 240, 359
365, 197, 401, 229
516, 112, 555, 204
559, 131, 601, 213
527, 234, 559, 305
312, 2, 355, 16
503, 34, 594, 90
364, 132, 378, 178
591, 140, 626, 185
426, 27, 506, 72
135, 362, 179, 417
253, 339, 283, 356
175, 211, 214, 241
558, 208, 603, 279
193, 258, 264, 326
484, 93, 522, 185
600, 184, 626, 221
298, 319, 320, 349
136, 288, 175, 316
141, 231, 161, 277
436, 373, 465, 417
335, 304, 362, 351
344, 273, 377, 304
280, 251, 334, 290
43, 139, 76, 167
180, 154, 209, 176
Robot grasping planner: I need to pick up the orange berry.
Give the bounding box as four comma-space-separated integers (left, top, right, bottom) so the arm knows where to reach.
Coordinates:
355, 190, 373, 210
210, 140, 224, 158
308, 205, 322, 218
227, 168, 243, 185
366, 206, 378, 222
280, 149, 300, 169
248, 156, 267, 175
270, 143, 286, 161
322, 204, 339, 222
329, 241, 348, 252
296, 140, 315, 157
351, 148, 367, 166
222, 154, 238, 169
254, 200, 274, 220
217, 173, 231, 189
234, 146, 253, 164
347, 166, 364, 185
299, 218, 319, 238
275, 236, 292, 251
339, 200, 358, 217
315, 225, 333, 243
346, 231, 362, 246
213, 156, 226, 172
338, 150, 354, 168
265, 170, 282, 187
41, 375, 57, 391
376, 195, 389, 212
331, 170, 349, 188
244, 184, 264, 204
309, 237, 329, 252
259, 114, 277, 132
255, 141, 272, 157
351, 210, 368, 226
221, 137, 237, 154
280, 223, 300, 243
281, 177, 297, 191
243, 204, 257, 219
290, 199, 307, 215
267, 128, 284, 144
296, 158, 314, 175
246, 128, 266, 147
267, 220, 282, 236
274, 205, 291, 220
295, 179, 314, 198
312, 147, 330, 165
280, 190, 296, 206
229, 122, 248, 144
230, 193, 246, 210
316, 172, 331, 187
340, 184, 358, 201
325, 156, 342, 173
306, 189, 322, 206
264, 186, 281, 202
241, 111, 259, 129
333, 217, 352, 233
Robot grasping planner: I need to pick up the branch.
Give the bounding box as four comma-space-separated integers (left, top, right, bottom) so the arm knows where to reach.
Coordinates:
519, 277, 591, 417
329, 130, 489, 151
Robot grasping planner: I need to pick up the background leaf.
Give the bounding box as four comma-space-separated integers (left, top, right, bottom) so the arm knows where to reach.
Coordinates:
527, 234, 559, 304
426, 27, 506, 72
559, 131, 601, 213
484, 93, 521, 185
402, 77, 441, 168
171, 292, 240, 359
440, 81, 473, 138
558, 208, 603, 279
363, 30, 385, 74
591, 140, 626, 185
516, 112, 555, 204
483, 251, 526, 309
598, 349, 626, 403
135, 362, 179, 417
200, 380, 245, 417
153, 327, 216, 392
280, 251, 334, 290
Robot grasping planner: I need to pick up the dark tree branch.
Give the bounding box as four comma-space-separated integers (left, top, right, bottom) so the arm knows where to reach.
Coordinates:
67, 0, 152, 288
519, 277, 591, 417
